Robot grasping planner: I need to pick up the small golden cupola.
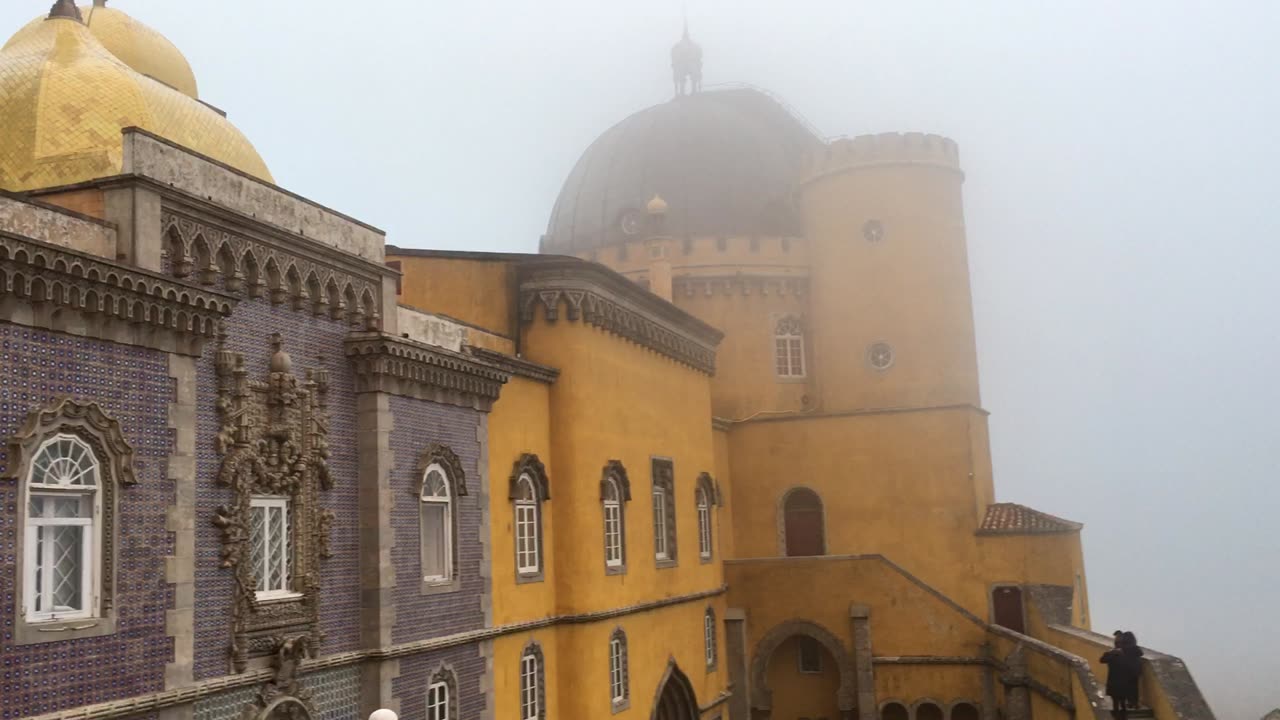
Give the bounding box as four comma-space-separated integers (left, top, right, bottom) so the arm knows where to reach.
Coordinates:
0, 1, 272, 192
6, 0, 199, 97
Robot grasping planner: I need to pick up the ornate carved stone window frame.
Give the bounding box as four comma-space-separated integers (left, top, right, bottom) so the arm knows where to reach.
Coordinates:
211, 333, 334, 673
695, 473, 718, 564
520, 641, 547, 720
510, 454, 550, 585
427, 662, 461, 720
601, 460, 631, 576
416, 443, 468, 595
609, 627, 631, 714
651, 458, 677, 569
7, 398, 135, 645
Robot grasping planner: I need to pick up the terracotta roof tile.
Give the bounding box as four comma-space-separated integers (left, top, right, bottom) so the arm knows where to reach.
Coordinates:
978, 503, 1083, 536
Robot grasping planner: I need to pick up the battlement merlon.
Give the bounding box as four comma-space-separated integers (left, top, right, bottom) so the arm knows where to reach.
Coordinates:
803, 132, 963, 183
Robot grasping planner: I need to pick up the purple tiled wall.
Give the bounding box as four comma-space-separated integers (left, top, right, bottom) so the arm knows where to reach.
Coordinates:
0, 324, 173, 720
192, 299, 360, 680
388, 397, 487, 645
392, 644, 488, 720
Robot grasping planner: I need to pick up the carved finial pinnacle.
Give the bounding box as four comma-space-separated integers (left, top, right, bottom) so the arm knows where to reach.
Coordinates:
48, 0, 84, 21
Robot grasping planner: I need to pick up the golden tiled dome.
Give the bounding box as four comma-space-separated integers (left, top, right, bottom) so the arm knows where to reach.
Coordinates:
0, 12, 272, 192
6, 1, 198, 98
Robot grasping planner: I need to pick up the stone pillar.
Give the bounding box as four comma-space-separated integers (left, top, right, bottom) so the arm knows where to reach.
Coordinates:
850, 605, 876, 720
1000, 645, 1033, 720
103, 186, 163, 271
160, 354, 198, 720
357, 392, 400, 716
980, 643, 999, 720
725, 608, 750, 720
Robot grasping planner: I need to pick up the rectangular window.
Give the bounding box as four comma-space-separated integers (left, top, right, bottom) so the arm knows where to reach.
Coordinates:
250, 496, 295, 600
516, 502, 539, 574
652, 490, 668, 560
421, 502, 448, 581
25, 494, 94, 621
798, 637, 824, 673
775, 337, 805, 377
428, 681, 449, 720
521, 654, 539, 720
604, 501, 623, 567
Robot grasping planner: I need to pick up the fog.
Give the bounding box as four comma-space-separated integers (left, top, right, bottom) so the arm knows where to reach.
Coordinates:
5, 1, 1275, 717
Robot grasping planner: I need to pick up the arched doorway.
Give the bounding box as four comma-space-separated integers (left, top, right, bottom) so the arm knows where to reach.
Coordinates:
782, 488, 826, 556
651, 661, 699, 720
750, 620, 856, 720
992, 585, 1026, 633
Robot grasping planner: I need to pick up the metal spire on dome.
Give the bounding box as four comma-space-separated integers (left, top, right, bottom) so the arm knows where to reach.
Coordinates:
671, 13, 703, 97
48, 0, 84, 21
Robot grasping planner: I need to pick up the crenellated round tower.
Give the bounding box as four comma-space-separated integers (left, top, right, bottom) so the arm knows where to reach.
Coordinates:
798, 132, 980, 412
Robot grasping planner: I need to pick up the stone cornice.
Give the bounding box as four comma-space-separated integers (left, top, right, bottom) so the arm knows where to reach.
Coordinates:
345, 332, 510, 411
465, 345, 560, 384
0, 229, 236, 355
21, 585, 728, 720
518, 259, 723, 374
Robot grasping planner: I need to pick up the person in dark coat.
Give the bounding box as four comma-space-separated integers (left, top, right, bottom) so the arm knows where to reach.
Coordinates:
1101, 631, 1144, 719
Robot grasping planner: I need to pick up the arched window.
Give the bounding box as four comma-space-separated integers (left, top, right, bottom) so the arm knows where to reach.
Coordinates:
521, 643, 546, 720
515, 475, 540, 576
695, 473, 717, 562
603, 476, 626, 570
609, 628, 630, 710
426, 665, 458, 720
420, 464, 452, 583
916, 702, 945, 720
774, 315, 806, 378
23, 435, 101, 621
652, 459, 677, 566
951, 702, 981, 720
782, 488, 826, 557
703, 607, 718, 670
880, 702, 909, 720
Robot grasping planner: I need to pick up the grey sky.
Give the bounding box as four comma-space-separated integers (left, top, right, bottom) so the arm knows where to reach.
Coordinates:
4, 1, 1275, 717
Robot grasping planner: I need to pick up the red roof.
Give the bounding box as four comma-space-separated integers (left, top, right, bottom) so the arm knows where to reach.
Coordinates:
978, 503, 1083, 536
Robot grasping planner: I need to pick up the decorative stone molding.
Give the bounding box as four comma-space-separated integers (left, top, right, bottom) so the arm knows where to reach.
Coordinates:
416, 443, 469, 497
601, 460, 631, 501
345, 332, 509, 411
212, 334, 334, 673
652, 459, 677, 567
0, 230, 235, 355
674, 275, 809, 299
509, 453, 551, 501
648, 659, 700, 720
696, 472, 721, 507
7, 398, 135, 645
465, 346, 560, 384
750, 619, 857, 718
427, 662, 461, 720
518, 260, 722, 374
520, 642, 547, 720
609, 628, 631, 714
239, 635, 319, 720
160, 210, 384, 330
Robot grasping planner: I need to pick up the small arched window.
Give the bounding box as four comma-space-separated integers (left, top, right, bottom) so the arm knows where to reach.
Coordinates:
703, 607, 718, 670
782, 488, 826, 557
426, 665, 458, 720
609, 628, 630, 709
23, 435, 101, 622
774, 316, 806, 378
951, 702, 981, 720
695, 473, 717, 562
515, 475, 540, 576
520, 643, 546, 720
880, 702, 909, 720
916, 702, 945, 720
603, 476, 626, 570
652, 459, 677, 566
420, 464, 452, 583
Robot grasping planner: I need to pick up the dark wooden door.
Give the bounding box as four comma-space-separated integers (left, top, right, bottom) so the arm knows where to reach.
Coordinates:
784, 489, 825, 557
993, 586, 1026, 633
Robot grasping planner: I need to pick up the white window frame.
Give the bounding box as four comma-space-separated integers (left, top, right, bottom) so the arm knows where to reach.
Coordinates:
610, 635, 628, 705
428, 679, 449, 720
704, 609, 717, 668
420, 463, 453, 583
696, 487, 712, 560
604, 477, 624, 568
250, 495, 298, 602
22, 435, 101, 623
774, 316, 806, 378
521, 651, 541, 720
515, 474, 541, 576
652, 486, 669, 561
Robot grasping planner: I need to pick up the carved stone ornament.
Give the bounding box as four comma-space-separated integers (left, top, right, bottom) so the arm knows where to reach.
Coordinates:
238, 635, 318, 720
346, 332, 509, 411
5, 398, 135, 616
213, 332, 333, 673
417, 443, 468, 497
509, 453, 550, 501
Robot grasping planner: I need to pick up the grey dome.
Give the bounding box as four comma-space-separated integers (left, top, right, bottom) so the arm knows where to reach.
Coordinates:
543, 88, 823, 254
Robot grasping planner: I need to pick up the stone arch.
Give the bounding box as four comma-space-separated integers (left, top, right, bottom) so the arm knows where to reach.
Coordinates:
879, 700, 910, 720
947, 701, 981, 720
650, 658, 699, 720
750, 619, 856, 718
912, 699, 945, 720
257, 696, 315, 720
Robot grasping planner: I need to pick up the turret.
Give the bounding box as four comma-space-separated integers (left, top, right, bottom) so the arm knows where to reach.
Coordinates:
798, 132, 981, 412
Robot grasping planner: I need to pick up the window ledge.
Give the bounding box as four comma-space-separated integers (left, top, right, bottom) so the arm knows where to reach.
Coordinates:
611, 699, 632, 715
516, 570, 545, 585
13, 614, 116, 645
655, 558, 678, 570
255, 591, 304, 605
420, 577, 462, 596
605, 564, 628, 576
700, 554, 714, 565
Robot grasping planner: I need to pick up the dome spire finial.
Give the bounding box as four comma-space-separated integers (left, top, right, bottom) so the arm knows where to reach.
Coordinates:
671, 14, 703, 97
94, 0, 108, 7
48, 0, 83, 21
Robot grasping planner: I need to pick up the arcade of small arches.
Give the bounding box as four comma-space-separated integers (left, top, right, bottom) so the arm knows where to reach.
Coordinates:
879, 700, 983, 720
